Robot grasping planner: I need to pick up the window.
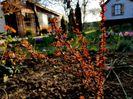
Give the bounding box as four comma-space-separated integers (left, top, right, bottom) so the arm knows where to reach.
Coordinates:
114, 4, 121, 15
112, 4, 124, 16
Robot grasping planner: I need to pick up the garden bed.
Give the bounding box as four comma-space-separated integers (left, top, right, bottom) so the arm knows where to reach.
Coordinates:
0, 52, 133, 99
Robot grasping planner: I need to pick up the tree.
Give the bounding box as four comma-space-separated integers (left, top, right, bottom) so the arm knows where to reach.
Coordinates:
61, 16, 67, 33
68, 8, 75, 32
82, 0, 89, 23
75, 1, 82, 31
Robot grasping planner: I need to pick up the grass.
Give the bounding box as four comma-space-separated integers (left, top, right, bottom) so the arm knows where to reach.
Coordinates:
84, 29, 97, 34
36, 45, 56, 55
0, 47, 6, 52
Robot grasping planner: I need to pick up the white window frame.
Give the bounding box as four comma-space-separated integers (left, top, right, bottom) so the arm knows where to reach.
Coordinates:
114, 4, 121, 15
112, 4, 124, 16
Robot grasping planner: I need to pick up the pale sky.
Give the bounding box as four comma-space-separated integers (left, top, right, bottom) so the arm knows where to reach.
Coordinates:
81, 0, 101, 22
41, 0, 102, 22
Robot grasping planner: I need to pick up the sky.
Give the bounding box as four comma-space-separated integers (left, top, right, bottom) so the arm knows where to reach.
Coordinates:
81, 0, 101, 22
40, 0, 102, 22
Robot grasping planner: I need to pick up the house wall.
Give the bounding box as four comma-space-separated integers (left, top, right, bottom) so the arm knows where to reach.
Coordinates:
105, 0, 133, 20
15, 12, 26, 36
37, 10, 61, 33
37, 12, 49, 30
0, 5, 6, 32
1, 1, 61, 36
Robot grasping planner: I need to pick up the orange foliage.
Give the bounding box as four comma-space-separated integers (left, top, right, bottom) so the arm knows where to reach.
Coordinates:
50, 0, 108, 98
79, 96, 85, 99
2, 1, 108, 97
3, 38, 47, 68
50, 14, 107, 98
4, 25, 16, 33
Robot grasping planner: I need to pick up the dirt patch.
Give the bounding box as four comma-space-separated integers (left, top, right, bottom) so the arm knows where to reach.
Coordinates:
0, 53, 133, 99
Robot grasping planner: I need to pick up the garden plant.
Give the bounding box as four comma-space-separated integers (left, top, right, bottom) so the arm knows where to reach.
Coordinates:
0, 0, 133, 99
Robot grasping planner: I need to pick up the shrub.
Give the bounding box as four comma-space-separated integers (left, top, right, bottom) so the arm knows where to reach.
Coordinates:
107, 34, 132, 52
67, 32, 77, 40
27, 35, 34, 44
121, 23, 132, 31
42, 35, 55, 46
116, 39, 132, 52
108, 23, 133, 34
112, 25, 120, 33
85, 30, 101, 45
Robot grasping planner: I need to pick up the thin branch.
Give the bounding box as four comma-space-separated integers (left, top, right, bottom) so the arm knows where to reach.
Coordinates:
0, 88, 8, 99
105, 69, 112, 79
112, 70, 129, 99
121, 71, 133, 77
114, 65, 133, 69
0, 43, 7, 65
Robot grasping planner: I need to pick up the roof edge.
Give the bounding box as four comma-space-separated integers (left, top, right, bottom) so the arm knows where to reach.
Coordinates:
104, 0, 110, 5
26, 1, 61, 16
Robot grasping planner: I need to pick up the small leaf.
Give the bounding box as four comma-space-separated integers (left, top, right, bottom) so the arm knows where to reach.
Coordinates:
3, 74, 8, 83
80, 96, 85, 99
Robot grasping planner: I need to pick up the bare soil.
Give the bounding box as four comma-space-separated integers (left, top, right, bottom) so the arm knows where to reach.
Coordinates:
0, 52, 133, 99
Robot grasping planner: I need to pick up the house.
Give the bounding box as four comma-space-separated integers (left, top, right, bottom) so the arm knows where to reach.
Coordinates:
1, 0, 61, 36
104, 0, 133, 28
0, 4, 6, 32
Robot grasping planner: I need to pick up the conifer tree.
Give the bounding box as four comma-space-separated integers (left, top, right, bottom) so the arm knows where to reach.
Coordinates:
61, 16, 67, 33
68, 8, 75, 32
75, 1, 82, 31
